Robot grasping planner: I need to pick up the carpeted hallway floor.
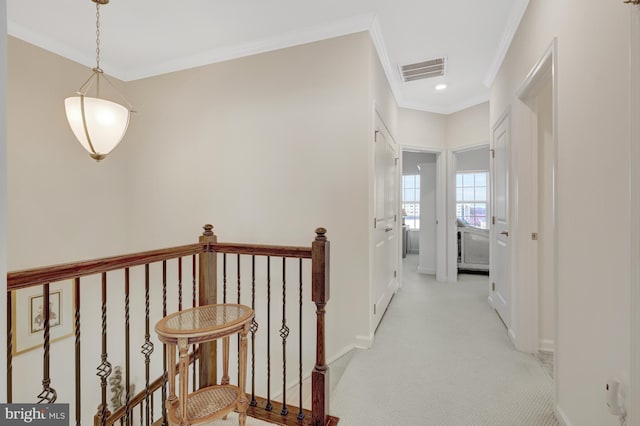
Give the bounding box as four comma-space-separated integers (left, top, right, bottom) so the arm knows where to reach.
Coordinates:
330, 255, 559, 426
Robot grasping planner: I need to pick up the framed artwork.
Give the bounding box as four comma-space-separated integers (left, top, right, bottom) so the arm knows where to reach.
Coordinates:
12, 283, 74, 355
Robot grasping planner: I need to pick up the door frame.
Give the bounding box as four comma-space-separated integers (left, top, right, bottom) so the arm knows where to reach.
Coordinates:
398, 145, 446, 283
630, 4, 640, 424
447, 143, 491, 283
515, 37, 558, 401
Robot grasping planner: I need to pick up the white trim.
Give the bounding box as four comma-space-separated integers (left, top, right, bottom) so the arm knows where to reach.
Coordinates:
121, 14, 376, 81
628, 1, 640, 421
555, 406, 572, 426
516, 38, 558, 405
355, 333, 374, 349
484, 0, 530, 88
538, 339, 555, 353
399, 93, 490, 116
401, 145, 447, 282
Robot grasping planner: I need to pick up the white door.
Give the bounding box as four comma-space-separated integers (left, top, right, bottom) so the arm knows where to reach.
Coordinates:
373, 119, 398, 331
490, 113, 510, 327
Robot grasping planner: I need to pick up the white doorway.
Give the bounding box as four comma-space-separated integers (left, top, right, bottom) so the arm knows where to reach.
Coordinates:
400, 147, 445, 282
516, 38, 558, 400
448, 145, 491, 283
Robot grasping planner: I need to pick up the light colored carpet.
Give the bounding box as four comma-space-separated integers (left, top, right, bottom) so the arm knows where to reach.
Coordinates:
331, 255, 559, 426
203, 412, 275, 425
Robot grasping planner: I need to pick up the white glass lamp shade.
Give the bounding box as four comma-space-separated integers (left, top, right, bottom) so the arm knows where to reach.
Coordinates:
65, 96, 130, 161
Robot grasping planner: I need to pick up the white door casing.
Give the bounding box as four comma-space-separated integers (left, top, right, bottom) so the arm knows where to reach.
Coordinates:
490, 111, 510, 328
372, 115, 398, 333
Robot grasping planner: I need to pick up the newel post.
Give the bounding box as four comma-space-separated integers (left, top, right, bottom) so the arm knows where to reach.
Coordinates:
311, 228, 330, 426
198, 224, 218, 387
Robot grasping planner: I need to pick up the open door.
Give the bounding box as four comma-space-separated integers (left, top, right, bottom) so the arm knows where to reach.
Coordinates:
372, 116, 398, 331
490, 112, 510, 328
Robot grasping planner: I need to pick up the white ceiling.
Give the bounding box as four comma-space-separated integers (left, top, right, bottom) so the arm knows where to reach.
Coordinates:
6, 0, 528, 115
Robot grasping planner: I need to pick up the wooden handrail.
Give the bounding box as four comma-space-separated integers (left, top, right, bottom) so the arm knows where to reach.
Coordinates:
7, 243, 206, 291
209, 242, 312, 259
7, 225, 334, 426
8, 242, 312, 291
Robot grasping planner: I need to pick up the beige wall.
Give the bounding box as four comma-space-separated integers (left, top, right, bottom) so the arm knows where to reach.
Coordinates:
397, 101, 489, 151
491, 0, 631, 424
5, 31, 376, 420
446, 102, 490, 148
7, 37, 130, 269
122, 32, 373, 359
397, 108, 447, 149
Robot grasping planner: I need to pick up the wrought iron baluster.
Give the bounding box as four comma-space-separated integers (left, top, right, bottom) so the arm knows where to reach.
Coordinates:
75, 278, 81, 425
237, 253, 241, 385
266, 256, 272, 411
97, 273, 111, 426
280, 258, 289, 416
124, 269, 131, 426
7, 291, 12, 403
141, 264, 154, 426
223, 253, 227, 303
192, 255, 197, 391
250, 255, 258, 407
162, 261, 168, 426
37, 283, 57, 404
178, 257, 183, 311
297, 259, 305, 421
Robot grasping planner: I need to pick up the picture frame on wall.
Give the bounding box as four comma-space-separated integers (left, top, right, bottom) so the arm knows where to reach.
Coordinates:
12, 282, 74, 355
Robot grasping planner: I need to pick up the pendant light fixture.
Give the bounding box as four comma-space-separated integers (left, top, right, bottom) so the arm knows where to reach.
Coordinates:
64, 0, 133, 161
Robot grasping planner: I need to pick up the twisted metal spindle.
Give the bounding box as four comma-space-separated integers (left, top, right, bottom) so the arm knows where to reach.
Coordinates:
297, 259, 305, 421
97, 273, 112, 426
178, 257, 183, 311
7, 291, 12, 403
280, 258, 290, 416
75, 278, 81, 426
124, 270, 131, 426
237, 254, 241, 385
266, 256, 272, 411
162, 261, 168, 426
223, 253, 228, 303
192, 255, 197, 391
250, 255, 258, 407
141, 265, 154, 426
38, 283, 57, 404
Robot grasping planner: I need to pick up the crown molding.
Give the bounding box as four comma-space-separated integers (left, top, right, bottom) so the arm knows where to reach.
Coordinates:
399, 92, 489, 116
483, 0, 529, 88
120, 13, 376, 81
10, 8, 493, 115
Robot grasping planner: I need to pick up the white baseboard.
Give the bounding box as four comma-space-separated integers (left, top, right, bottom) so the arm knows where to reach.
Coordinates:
328, 344, 356, 365
555, 405, 572, 426
538, 339, 555, 353
417, 266, 436, 274
355, 333, 374, 349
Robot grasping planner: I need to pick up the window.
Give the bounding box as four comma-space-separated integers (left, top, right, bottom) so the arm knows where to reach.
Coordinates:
456, 172, 488, 229
402, 175, 420, 229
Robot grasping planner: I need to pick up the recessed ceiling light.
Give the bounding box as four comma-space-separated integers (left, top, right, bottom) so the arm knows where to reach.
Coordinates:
435, 84, 447, 91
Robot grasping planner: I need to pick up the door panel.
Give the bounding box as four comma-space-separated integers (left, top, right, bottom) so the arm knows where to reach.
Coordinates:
491, 114, 510, 327
373, 119, 398, 331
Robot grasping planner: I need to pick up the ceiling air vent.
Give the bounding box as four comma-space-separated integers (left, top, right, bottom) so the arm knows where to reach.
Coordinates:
399, 58, 446, 82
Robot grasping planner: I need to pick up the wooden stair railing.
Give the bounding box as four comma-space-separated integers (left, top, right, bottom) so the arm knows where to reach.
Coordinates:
6, 225, 338, 426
